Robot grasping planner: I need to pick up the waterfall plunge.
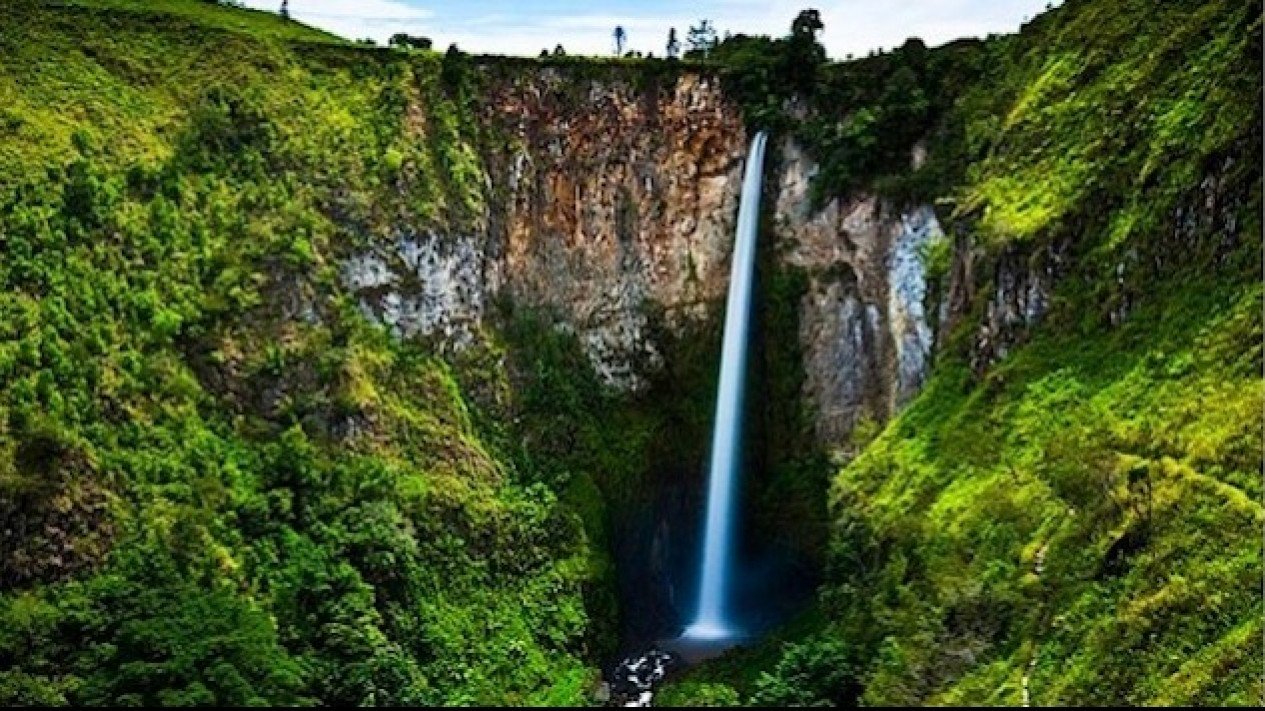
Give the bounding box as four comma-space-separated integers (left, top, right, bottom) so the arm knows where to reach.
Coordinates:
681, 130, 768, 642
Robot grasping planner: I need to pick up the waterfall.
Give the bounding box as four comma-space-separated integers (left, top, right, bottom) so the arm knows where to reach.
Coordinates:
681, 130, 768, 642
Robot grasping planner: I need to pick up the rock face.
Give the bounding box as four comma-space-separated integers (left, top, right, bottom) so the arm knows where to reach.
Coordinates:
772, 138, 942, 447
341, 69, 948, 447
965, 244, 1061, 372
342, 232, 489, 349
484, 70, 747, 388
607, 648, 680, 707
343, 68, 747, 390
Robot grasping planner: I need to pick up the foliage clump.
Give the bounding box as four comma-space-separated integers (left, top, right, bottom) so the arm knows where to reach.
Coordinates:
0, 0, 608, 705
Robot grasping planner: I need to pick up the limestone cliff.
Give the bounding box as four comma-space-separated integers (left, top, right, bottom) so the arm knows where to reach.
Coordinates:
344, 68, 747, 390
342, 72, 951, 450
771, 138, 942, 448
374, 85, 982, 467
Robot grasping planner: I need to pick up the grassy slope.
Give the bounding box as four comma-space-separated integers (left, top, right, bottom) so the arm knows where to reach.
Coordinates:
0, 0, 603, 705
672, 0, 1262, 705
836, 275, 1261, 706
2, 0, 1260, 706
837, 0, 1264, 700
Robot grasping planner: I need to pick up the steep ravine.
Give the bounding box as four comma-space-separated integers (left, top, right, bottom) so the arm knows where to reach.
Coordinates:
4, 0, 1256, 705
332, 65, 957, 654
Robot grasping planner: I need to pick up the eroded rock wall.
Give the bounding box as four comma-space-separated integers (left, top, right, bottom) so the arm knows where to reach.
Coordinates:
343, 68, 747, 390
772, 138, 943, 448
484, 71, 747, 388
340, 70, 956, 449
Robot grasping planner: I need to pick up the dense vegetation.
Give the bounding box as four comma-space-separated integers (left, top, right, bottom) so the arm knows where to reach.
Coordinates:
670, 0, 1263, 705
1, 0, 1260, 707
0, 0, 614, 704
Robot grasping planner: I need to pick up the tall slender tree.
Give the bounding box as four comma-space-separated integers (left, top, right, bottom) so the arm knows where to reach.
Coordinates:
613, 26, 626, 56
666, 27, 681, 59
790, 8, 823, 41
784, 8, 826, 89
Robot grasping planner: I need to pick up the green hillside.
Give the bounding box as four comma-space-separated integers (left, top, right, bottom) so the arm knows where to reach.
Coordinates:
1, 0, 604, 705
677, 0, 1263, 705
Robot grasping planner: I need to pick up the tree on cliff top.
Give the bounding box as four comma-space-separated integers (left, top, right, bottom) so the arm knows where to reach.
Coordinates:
784, 8, 827, 90
389, 33, 433, 50
791, 8, 824, 39
614, 26, 626, 56
666, 28, 681, 59
686, 19, 718, 58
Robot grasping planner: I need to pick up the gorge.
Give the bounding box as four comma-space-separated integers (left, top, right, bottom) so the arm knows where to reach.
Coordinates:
0, 0, 1261, 707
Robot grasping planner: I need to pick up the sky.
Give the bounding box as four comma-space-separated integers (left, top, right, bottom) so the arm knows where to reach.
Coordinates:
244, 0, 1060, 59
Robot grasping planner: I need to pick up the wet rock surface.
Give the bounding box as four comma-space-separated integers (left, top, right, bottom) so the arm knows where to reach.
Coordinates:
606, 648, 682, 707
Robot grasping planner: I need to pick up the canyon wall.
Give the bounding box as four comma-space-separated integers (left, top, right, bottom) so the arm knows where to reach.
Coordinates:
342, 67, 949, 449
772, 138, 943, 448
344, 69, 747, 390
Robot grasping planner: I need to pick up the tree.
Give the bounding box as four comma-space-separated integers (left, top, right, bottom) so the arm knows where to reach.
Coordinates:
898, 37, 928, 69
666, 27, 681, 59
553, 44, 567, 56
783, 8, 827, 90
441, 44, 468, 89
279, 0, 289, 20
791, 8, 823, 39
686, 19, 718, 58
613, 26, 626, 56
388, 33, 432, 50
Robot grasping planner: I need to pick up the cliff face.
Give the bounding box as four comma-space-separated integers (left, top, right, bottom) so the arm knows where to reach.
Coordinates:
344, 69, 747, 389
486, 71, 747, 387
342, 70, 945, 450
772, 139, 941, 447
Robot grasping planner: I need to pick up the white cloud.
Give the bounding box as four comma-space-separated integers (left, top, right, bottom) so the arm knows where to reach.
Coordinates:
243, 0, 1057, 58
242, 0, 432, 41
813, 0, 1054, 58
